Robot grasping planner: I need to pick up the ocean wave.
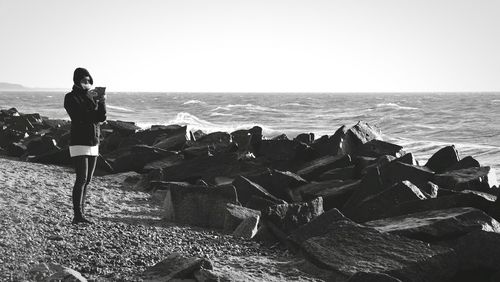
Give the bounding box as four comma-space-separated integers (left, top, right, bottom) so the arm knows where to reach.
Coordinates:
210, 112, 235, 117
106, 104, 135, 112
280, 102, 306, 107
211, 103, 280, 112
183, 99, 206, 105
376, 103, 419, 110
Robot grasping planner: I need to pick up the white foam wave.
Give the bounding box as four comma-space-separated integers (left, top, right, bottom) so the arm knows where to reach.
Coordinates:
183, 99, 206, 105
376, 103, 419, 110
211, 103, 280, 112
281, 102, 306, 107
106, 104, 135, 112
210, 112, 234, 117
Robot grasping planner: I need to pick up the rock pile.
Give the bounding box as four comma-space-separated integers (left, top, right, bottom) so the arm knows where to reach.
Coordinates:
2, 107, 500, 281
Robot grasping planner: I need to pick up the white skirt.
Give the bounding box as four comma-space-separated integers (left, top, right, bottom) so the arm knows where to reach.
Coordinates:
69, 145, 99, 157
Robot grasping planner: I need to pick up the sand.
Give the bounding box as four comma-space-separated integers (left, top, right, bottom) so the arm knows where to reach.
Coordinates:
0, 156, 329, 281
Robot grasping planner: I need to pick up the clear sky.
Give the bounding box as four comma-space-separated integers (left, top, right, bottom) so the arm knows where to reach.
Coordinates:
0, 0, 499, 92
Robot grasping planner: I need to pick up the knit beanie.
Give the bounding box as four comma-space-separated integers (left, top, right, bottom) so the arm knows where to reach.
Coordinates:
73, 67, 93, 85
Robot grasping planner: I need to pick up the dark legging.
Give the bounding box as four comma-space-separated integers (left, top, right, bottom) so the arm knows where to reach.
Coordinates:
72, 155, 97, 217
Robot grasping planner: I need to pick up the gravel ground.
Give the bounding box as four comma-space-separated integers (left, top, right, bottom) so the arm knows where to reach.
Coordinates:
0, 156, 327, 281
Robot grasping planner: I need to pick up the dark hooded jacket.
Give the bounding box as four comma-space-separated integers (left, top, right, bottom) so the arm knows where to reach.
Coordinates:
64, 68, 107, 146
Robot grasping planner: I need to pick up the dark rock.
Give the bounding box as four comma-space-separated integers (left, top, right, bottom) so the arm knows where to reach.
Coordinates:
244, 169, 307, 202
153, 126, 189, 151
104, 145, 178, 173
433, 166, 498, 194
425, 145, 460, 173
353, 155, 377, 176
103, 120, 141, 136
287, 208, 347, 250
311, 125, 347, 156
232, 216, 260, 239
25, 135, 59, 156
232, 175, 283, 205
257, 139, 307, 161
341, 121, 380, 155
296, 154, 351, 181
380, 161, 435, 188
383, 190, 497, 221
161, 182, 238, 229
359, 155, 395, 176
358, 139, 404, 158
445, 156, 480, 172
345, 180, 428, 222
394, 152, 419, 166
41, 118, 70, 130
142, 253, 212, 281
223, 203, 261, 233
263, 197, 323, 236
300, 219, 457, 281
364, 207, 500, 242
196, 131, 231, 145
160, 152, 246, 184
302, 180, 361, 211
450, 231, 500, 274
420, 181, 439, 198
6, 142, 26, 157
342, 167, 384, 210
318, 165, 356, 181
246, 195, 285, 213
271, 134, 289, 140
348, 272, 402, 282
28, 147, 71, 165
5, 115, 35, 133
294, 133, 314, 145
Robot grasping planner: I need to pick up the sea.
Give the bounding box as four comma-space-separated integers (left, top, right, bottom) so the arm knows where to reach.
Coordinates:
1, 91, 499, 170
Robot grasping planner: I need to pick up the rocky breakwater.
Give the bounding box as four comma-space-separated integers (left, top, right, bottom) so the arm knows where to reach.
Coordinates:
2, 106, 500, 281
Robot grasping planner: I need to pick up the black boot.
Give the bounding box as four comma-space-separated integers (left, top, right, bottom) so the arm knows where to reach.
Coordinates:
72, 184, 93, 224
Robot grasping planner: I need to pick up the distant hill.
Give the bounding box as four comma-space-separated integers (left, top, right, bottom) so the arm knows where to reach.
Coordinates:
0, 82, 29, 90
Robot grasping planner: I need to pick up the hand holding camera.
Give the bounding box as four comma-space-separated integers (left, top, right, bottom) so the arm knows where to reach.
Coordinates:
90, 87, 106, 103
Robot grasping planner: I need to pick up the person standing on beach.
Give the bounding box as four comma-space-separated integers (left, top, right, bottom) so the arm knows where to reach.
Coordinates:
64, 67, 107, 224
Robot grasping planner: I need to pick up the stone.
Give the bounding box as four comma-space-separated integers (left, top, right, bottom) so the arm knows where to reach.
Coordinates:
232, 216, 260, 239
342, 167, 384, 211
358, 139, 404, 158
287, 208, 347, 250
263, 197, 324, 236
246, 195, 285, 212
425, 145, 460, 173
196, 131, 231, 145
256, 139, 307, 161
104, 145, 178, 173
25, 135, 60, 156
394, 152, 419, 166
359, 155, 395, 177
302, 180, 361, 211
29, 147, 72, 166
142, 253, 212, 281
244, 168, 307, 202
380, 161, 435, 188
341, 121, 381, 155
160, 182, 238, 229
450, 231, 500, 273
365, 207, 500, 242
129, 125, 185, 146
433, 166, 498, 194
300, 219, 457, 281
296, 154, 351, 181
445, 156, 480, 172
160, 152, 246, 184
5, 142, 26, 157
345, 180, 428, 222
311, 125, 347, 156
348, 272, 402, 282
104, 120, 141, 136
28, 263, 87, 282
318, 165, 356, 181
294, 133, 315, 144
232, 175, 283, 206
383, 190, 497, 221
223, 203, 261, 233
419, 181, 439, 198
153, 126, 189, 151
142, 154, 184, 171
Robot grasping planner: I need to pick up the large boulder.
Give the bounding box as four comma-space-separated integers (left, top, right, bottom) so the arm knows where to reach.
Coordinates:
28, 263, 87, 281
345, 180, 428, 222
358, 139, 404, 158
232, 175, 283, 206
445, 156, 480, 172
300, 219, 458, 281
263, 197, 324, 239
104, 145, 178, 173
160, 182, 239, 229
142, 253, 212, 281
382, 190, 497, 221
433, 166, 498, 194
103, 120, 141, 136
244, 168, 307, 202
318, 165, 356, 181
380, 161, 435, 188
425, 145, 460, 173
296, 154, 351, 181
153, 126, 189, 151
310, 125, 347, 156
223, 203, 261, 233
341, 121, 380, 155
256, 139, 308, 161
300, 180, 361, 211
28, 147, 72, 166
364, 207, 500, 242
342, 167, 385, 210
